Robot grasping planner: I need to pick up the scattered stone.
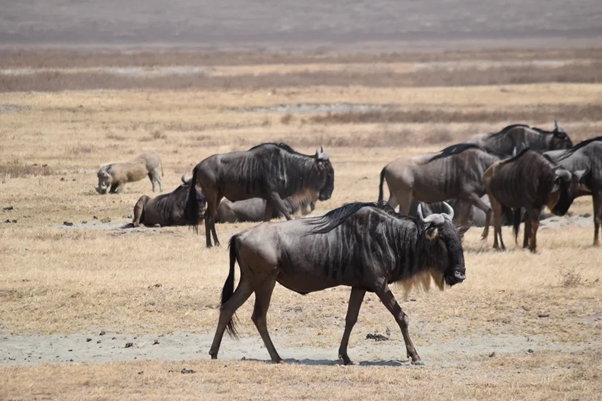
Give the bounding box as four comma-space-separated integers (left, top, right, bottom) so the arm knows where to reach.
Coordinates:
153, 339, 160, 345
527, 349, 534, 353
3, 206, 14, 211
86, 338, 92, 342
138, 371, 144, 375
125, 342, 134, 348
112, 337, 116, 340
583, 213, 591, 218
68, 349, 72, 352
181, 368, 196, 374
4, 219, 17, 224
63, 221, 73, 226
148, 283, 162, 290
538, 313, 550, 318
100, 217, 111, 223
99, 331, 106, 336
489, 352, 496, 358
82, 220, 87, 224
93, 216, 98, 220
366, 333, 389, 342
97, 340, 101, 344
60, 177, 66, 181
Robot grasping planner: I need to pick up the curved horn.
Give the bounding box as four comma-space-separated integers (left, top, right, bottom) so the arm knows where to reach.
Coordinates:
417, 203, 425, 222
418, 203, 445, 226
555, 168, 572, 182
315, 147, 320, 156
442, 201, 454, 221
181, 172, 187, 184
555, 120, 559, 130
320, 145, 324, 153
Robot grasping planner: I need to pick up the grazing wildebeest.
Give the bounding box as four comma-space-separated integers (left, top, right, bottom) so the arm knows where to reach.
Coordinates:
185, 143, 335, 247
126, 174, 206, 228
483, 149, 587, 252
96, 153, 163, 194
216, 197, 315, 223
544, 137, 601, 246
466, 121, 573, 156
378, 143, 500, 235
208, 201, 465, 365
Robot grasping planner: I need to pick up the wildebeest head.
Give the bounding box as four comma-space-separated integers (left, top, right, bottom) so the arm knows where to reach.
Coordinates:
417, 202, 466, 287
550, 120, 573, 150
96, 165, 112, 194
181, 173, 206, 219
547, 167, 589, 216
314, 146, 335, 201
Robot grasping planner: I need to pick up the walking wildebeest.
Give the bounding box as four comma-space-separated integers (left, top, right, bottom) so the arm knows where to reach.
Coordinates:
483, 149, 587, 252
208, 201, 465, 365
126, 174, 206, 228
544, 137, 600, 245
185, 143, 335, 247
466, 121, 573, 156
378, 143, 500, 235
96, 153, 163, 194
216, 197, 315, 223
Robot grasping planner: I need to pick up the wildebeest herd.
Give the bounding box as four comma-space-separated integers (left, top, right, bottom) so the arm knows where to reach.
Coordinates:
96, 121, 600, 364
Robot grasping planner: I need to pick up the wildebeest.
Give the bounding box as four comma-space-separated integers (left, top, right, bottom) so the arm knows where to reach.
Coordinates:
96, 153, 163, 194
126, 174, 206, 228
544, 137, 601, 246
185, 143, 335, 247
216, 197, 315, 223
483, 149, 587, 252
466, 121, 573, 156
208, 201, 465, 365
378, 143, 500, 235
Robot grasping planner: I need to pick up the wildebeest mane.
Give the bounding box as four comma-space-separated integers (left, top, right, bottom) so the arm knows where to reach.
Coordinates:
489, 124, 530, 138
553, 136, 602, 161
248, 142, 308, 157
309, 202, 376, 234
428, 143, 482, 162
500, 147, 532, 164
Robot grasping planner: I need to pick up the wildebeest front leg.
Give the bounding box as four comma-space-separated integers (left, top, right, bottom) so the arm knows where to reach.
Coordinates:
488, 194, 505, 250
522, 217, 531, 249
266, 192, 292, 221
375, 284, 421, 364
338, 287, 366, 365
593, 192, 601, 247
251, 274, 283, 363
525, 206, 541, 253
204, 192, 223, 247
132, 196, 149, 227
466, 193, 492, 240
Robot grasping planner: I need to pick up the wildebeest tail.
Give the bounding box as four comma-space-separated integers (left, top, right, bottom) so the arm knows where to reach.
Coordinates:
378, 167, 386, 203
184, 166, 201, 233
223, 236, 239, 338
512, 208, 522, 244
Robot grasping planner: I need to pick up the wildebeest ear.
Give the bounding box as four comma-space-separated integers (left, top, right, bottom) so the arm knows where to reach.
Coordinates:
425, 226, 439, 240
552, 177, 561, 193
574, 168, 589, 182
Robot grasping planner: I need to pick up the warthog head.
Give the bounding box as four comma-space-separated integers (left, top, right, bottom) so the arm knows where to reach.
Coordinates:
548, 167, 589, 216
417, 202, 466, 287
315, 146, 335, 201
550, 120, 573, 150
96, 166, 112, 194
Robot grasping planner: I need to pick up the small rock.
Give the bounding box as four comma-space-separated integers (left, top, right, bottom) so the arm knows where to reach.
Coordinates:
63, 221, 73, 226
527, 349, 534, 353
125, 342, 134, 348
181, 368, 196, 374
100, 217, 111, 223
86, 338, 92, 342
582, 213, 591, 218
138, 371, 144, 375
97, 340, 101, 344
112, 337, 116, 340
3, 206, 14, 211
68, 349, 72, 352
99, 331, 106, 336
60, 177, 66, 181
538, 313, 550, 318
153, 339, 160, 345
366, 333, 388, 342
489, 352, 496, 358
93, 216, 98, 220
81, 220, 87, 224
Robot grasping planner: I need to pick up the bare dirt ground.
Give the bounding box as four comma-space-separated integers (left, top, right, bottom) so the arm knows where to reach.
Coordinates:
1, 8, 602, 395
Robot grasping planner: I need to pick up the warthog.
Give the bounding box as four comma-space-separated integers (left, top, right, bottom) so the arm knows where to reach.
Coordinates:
208, 201, 465, 365
484, 149, 586, 252
185, 143, 335, 247
216, 197, 315, 223
544, 137, 601, 246
466, 121, 573, 156
126, 174, 206, 228
96, 153, 163, 194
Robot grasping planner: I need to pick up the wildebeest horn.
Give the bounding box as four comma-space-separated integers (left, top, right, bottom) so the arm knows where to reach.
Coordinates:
554, 120, 558, 130
442, 201, 454, 221
417, 203, 445, 226
181, 172, 187, 184
555, 168, 572, 182
320, 145, 324, 153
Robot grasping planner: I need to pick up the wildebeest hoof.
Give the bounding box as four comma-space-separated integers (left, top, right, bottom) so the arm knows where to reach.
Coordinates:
153, 224, 161, 228
411, 360, 425, 366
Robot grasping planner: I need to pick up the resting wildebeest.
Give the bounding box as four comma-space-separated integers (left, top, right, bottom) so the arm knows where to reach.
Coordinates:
96, 153, 163, 194
483, 149, 587, 252
185, 143, 335, 247
126, 174, 206, 228
208, 201, 465, 365
544, 137, 600, 246
378, 143, 500, 235
466, 121, 573, 156
216, 197, 314, 223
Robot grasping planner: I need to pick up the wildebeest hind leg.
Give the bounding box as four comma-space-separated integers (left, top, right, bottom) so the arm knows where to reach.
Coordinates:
267, 192, 292, 221
251, 274, 283, 363
375, 284, 421, 364
132, 196, 148, 227
204, 192, 222, 247
209, 279, 253, 359
593, 192, 601, 246
338, 287, 366, 365
522, 218, 531, 249
465, 193, 492, 239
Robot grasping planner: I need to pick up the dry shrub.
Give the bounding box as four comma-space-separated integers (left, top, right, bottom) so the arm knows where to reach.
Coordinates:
151, 130, 166, 140
106, 133, 126, 141
70, 143, 95, 155
280, 114, 294, 125
0, 162, 54, 178
559, 267, 583, 288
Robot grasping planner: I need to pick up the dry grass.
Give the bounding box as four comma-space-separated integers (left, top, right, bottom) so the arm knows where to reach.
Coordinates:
1, 50, 601, 399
